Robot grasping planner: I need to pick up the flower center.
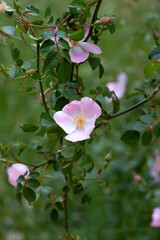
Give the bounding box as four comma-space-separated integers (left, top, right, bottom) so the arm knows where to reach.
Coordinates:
69, 39, 78, 47
74, 114, 86, 128
0, 2, 6, 11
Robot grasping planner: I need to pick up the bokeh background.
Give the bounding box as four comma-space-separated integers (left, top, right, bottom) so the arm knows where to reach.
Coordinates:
0, 0, 160, 239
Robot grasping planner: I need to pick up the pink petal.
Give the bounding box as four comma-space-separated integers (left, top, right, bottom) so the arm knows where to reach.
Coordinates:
54, 111, 76, 134
69, 44, 89, 63
8, 163, 29, 187
62, 100, 81, 118
84, 120, 95, 135
80, 97, 101, 120
79, 42, 102, 54
84, 26, 90, 39
65, 127, 90, 142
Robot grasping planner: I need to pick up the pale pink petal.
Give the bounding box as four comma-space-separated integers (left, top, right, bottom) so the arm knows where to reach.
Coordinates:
84, 26, 90, 39
84, 119, 95, 135
8, 163, 29, 187
65, 127, 90, 142
54, 111, 76, 134
69, 45, 89, 63
150, 208, 160, 227
80, 97, 101, 120
79, 42, 102, 54
62, 100, 81, 118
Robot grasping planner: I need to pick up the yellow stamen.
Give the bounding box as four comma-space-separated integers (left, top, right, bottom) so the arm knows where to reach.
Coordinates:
69, 39, 78, 47
74, 114, 86, 127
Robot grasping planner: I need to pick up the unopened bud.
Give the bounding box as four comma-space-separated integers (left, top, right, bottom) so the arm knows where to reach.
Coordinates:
105, 152, 112, 162
39, 94, 47, 105
134, 174, 141, 183
100, 17, 111, 25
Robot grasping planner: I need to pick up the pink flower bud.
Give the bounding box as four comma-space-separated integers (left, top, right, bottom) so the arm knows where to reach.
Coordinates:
101, 17, 111, 25
150, 207, 160, 227
134, 174, 141, 183
7, 163, 29, 187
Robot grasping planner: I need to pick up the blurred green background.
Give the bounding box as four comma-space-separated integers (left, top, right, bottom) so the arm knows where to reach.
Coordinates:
0, 0, 160, 239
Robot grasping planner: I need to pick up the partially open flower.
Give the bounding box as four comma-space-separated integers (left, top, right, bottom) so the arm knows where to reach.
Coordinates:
54, 97, 101, 142
7, 163, 29, 187
105, 72, 128, 102
150, 207, 160, 227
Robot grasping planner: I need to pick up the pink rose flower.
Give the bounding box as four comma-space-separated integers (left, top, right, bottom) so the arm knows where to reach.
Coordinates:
53, 25, 102, 63
105, 72, 128, 102
150, 207, 160, 227
150, 152, 160, 182
7, 163, 29, 187
54, 97, 101, 142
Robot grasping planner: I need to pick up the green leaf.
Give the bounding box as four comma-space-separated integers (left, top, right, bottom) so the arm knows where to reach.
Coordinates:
104, 87, 112, 98
12, 48, 20, 60
20, 124, 39, 132
69, 29, 85, 41
121, 130, 140, 144
153, 123, 160, 137
148, 47, 160, 60
69, 0, 87, 9
131, 121, 146, 132
41, 31, 53, 39
99, 63, 104, 79
89, 89, 97, 95
43, 51, 60, 71
55, 97, 69, 111
73, 183, 84, 194
52, 160, 61, 171
27, 178, 40, 188
56, 31, 67, 38
50, 208, 58, 221
55, 202, 63, 210
16, 175, 25, 184
23, 187, 36, 202
140, 114, 153, 124
58, 39, 70, 50
47, 15, 53, 24
1, 26, 15, 36
112, 95, 120, 113
26, 5, 40, 15
41, 112, 53, 127
57, 62, 72, 82
88, 57, 100, 70
144, 61, 160, 78
108, 23, 115, 34
40, 40, 55, 53
8, 68, 19, 79
30, 171, 39, 178
142, 130, 152, 146
45, 6, 51, 18
63, 88, 77, 100
72, 150, 82, 162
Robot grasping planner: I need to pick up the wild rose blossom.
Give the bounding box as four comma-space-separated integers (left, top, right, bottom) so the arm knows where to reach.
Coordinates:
105, 72, 128, 102
7, 163, 29, 187
150, 207, 160, 227
54, 97, 101, 142
52, 25, 102, 63
0, 2, 7, 12
150, 152, 160, 182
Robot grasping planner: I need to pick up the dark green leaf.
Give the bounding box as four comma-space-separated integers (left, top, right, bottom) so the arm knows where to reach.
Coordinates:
55, 202, 63, 210
47, 15, 54, 24
43, 51, 60, 71
112, 95, 120, 113
40, 40, 55, 53
45, 6, 51, 18
41, 31, 53, 39
69, 29, 85, 41
56, 31, 67, 38
72, 150, 82, 162
50, 208, 58, 221
57, 62, 72, 82
153, 123, 160, 137
142, 130, 152, 146
69, 0, 87, 9
58, 39, 70, 50
99, 63, 104, 78
88, 57, 100, 70
73, 183, 84, 194
26, 5, 40, 15
20, 124, 39, 132
52, 160, 61, 171
140, 114, 153, 124
41, 112, 53, 127
12, 48, 20, 60
63, 88, 77, 100
30, 171, 39, 178
23, 187, 36, 202
27, 178, 40, 188
55, 97, 69, 111
89, 89, 97, 95
131, 121, 146, 132
148, 47, 160, 60
121, 130, 140, 144
16, 175, 25, 184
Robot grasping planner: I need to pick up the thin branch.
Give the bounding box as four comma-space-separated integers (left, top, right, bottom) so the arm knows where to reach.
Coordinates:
85, 0, 103, 41
37, 43, 49, 113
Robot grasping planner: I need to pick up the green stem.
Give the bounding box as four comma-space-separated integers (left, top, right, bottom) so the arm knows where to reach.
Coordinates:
37, 43, 49, 113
